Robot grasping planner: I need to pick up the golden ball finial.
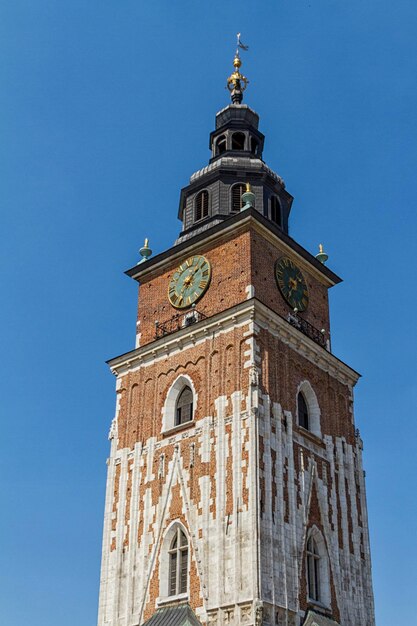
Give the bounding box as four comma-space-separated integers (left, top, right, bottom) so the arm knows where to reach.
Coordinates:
227, 51, 248, 104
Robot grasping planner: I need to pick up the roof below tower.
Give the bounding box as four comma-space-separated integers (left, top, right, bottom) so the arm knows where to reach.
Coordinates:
141, 604, 202, 626
302, 609, 341, 626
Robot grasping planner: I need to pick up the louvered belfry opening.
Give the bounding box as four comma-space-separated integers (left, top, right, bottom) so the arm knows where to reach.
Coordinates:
270, 195, 282, 227
231, 131, 245, 150
251, 136, 259, 155
175, 386, 193, 425
216, 134, 226, 155
231, 183, 246, 212
195, 190, 209, 221
168, 528, 188, 596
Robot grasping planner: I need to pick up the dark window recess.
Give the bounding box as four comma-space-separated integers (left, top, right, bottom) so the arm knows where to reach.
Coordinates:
231, 183, 246, 212
176, 386, 193, 425
298, 392, 309, 430
231, 132, 245, 150
216, 135, 227, 155
251, 137, 259, 155
195, 190, 209, 221
306, 536, 320, 601
168, 528, 188, 596
270, 196, 282, 227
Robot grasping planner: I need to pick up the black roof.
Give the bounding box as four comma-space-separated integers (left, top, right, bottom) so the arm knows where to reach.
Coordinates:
142, 604, 202, 626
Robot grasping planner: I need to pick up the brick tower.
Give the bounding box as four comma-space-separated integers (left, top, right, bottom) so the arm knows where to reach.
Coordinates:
97, 51, 375, 626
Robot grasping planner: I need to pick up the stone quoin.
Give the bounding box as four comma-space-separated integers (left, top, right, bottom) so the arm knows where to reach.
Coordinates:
96, 46, 375, 626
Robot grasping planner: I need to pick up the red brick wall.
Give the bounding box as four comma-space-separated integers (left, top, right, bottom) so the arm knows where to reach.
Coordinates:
257, 328, 355, 443
116, 326, 250, 451
136, 224, 331, 347
250, 230, 330, 334
137, 229, 252, 346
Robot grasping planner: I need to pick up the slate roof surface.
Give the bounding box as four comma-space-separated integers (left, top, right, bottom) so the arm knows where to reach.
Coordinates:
142, 604, 202, 626
303, 609, 341, 626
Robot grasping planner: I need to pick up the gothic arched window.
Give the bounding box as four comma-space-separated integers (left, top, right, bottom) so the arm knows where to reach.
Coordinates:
306, 536, 321, 602
168, 527, 188, 596
270, 196, 282, 227
231, 132, 245, 150
231, 183, 246, 212
298, 391, 309, 430
305, 528, 331, 607
195, 190, 209, 221
175, 386, 193, 426
297, 381, 321, 437
216, 134, 227, 155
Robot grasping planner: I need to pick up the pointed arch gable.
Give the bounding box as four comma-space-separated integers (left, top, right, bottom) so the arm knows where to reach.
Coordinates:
300, 478, 341, 621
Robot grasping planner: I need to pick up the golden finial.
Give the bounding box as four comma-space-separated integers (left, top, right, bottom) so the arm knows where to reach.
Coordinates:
245, 182, 251, 192
315, 243, 329, 265
227, 34, 249, 104
233, 55, 242, 69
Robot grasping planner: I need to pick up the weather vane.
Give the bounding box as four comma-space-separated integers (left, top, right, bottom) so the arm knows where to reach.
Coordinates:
227, 33, 249, 104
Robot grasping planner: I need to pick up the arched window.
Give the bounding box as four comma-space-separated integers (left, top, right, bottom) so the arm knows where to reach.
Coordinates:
270, 196, 282, 227
168, 527, 188, 596
251, 137, 259, 155
162, 375, 197, 433
216, 135, 227, 155
305, 528, 331, 607
195, 190, 209, 221
231, 132, 245, 150
297, 381, 321, 437
306, 536, 321, 601
231, 183, 246, 212
175, 386, 193, 426
298, 391, 309, 430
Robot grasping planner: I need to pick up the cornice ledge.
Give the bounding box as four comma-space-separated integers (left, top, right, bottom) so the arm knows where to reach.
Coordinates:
127, 210, 340, 288
253, 301, 360, 386
108, 299, 256, 376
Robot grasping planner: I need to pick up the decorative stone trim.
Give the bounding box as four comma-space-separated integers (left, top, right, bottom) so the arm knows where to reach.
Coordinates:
108, 299, 359, 387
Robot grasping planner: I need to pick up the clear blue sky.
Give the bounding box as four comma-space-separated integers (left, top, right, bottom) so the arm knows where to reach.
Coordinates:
1, 1, 416, 625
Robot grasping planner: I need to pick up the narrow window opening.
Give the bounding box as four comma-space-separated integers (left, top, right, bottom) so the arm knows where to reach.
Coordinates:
298, 392, 309, 430
175, 386, 193, 426
231, 183, 246, 213
195, 190, 209, 221
216, 135, 226, 155
231, 132, 245, 150
270, 196, 282, 227
251, 137, 259, 155
307, 536, 321, 602
168, 528, 188, 596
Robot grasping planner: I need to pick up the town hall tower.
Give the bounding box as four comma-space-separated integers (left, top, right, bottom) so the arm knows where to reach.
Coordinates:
97, 51, 375, 626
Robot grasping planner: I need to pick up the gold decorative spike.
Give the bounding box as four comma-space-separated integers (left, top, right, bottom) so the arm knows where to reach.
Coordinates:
246, 182, 251, 192
226, 36, 249, 104
227, 55, 248, 93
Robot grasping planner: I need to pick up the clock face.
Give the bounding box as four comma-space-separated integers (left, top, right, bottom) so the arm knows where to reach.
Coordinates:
275, 257, 309, 312
168, 255, 211, 309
